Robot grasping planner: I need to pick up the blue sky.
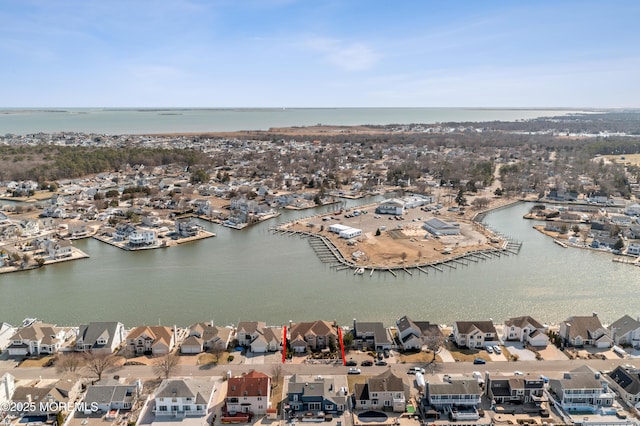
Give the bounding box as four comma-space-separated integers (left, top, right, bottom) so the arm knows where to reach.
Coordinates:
2, 0, 639, 107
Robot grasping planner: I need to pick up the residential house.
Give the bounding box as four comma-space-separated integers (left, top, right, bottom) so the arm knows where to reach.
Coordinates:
352, 319, 393, 351
10, 375, 81, 417
559, 314, 612, 348
154, 378, 215, 418
226, 370, 271, 415
0, 322, 16, 350
126, 326, 175, 356
625, 204, 640, 217
83, 379, 142, 413
486, 374, 545, 404
606, 366, 640, 405
181, 322, 233, 354
237, 322, 267, 347
141, 212, 162, 227
175, 218, 200, 237
354, 370, 407, 412
286, 374, 348, 417
627, 241, 640, 256
549, 366, 614, 412
76, 322, 126, 354
608, 315, 640, 348
128, 230, 157, 247
395, 315, 444, 351
423, 218, 460, 236
453, 321, 498, 349
0, 373, 15, 406
503, 316, 549, 347
249, 327, 283, 354
425, 379, 483, 421
289, 321, 338, 353
7, 323, 68, 356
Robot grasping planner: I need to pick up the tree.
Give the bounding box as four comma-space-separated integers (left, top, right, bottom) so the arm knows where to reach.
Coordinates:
342, 332, 354, 349
190, 169, 210, 184
271, 364, 283, 391
375, 228, 381, 236
83, 352, 118, 382
56, 352, 85, 374
494, 188, 503, 196
455, 188, 467, 206
426, 333, 446, 364
614, 238, 624, 251
153, 352, 180, 379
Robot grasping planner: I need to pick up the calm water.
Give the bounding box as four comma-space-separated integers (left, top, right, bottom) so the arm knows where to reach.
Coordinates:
0, 202, 636, 328
0, 108, 580, 135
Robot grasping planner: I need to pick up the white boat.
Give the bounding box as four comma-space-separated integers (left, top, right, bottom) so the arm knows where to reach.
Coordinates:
354, 267, 365, 275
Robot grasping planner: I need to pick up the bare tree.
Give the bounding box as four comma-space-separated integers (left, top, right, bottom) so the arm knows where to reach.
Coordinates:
83, 352, 118, 382
153, 352, 181, 379
211, 345, 224, 364
271, 364, 283, 391
56, 352, 85, 374
426, 333, 446, 364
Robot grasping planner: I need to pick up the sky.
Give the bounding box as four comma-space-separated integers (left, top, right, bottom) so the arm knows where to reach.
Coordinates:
2, 0, 639, 108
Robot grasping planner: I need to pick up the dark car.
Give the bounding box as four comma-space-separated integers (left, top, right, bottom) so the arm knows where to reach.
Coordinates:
375, 360, 387, 366
473, 358, 486, 365
345, 359, 357, 366
361, 360, 373, 366
377, 352, 383, 360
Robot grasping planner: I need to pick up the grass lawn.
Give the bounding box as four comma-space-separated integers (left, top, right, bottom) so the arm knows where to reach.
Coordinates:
18, 355, 55, 368
445, 343, 489, 362
198, 351, 230, 366
398, 351, 438, 363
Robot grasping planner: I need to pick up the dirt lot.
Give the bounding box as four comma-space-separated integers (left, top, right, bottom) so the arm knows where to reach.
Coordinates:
286, 195, 510, 268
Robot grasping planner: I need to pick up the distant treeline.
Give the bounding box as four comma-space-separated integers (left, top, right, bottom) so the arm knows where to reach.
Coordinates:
0, 146, 210, 181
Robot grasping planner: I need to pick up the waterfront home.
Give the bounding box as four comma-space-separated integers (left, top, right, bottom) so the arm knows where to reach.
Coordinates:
249, 326, 283, 353
128, 229, 157, 247
141, 211, 162, 227
126, 325, 175, 356
590, 236, 619, 250
606, 366, 640, 405
286, 374, 348, 417
7, 323, 68, 356
75, 321, 126, 354
485, 373, 545, 404
424, 379, 482, 421
181, 322, 233, 354
83, 379, 142, 413
237, 321, 267, 346
0, 322, 16, 350
19, 219, 40, 237
423, 217, 461, 236
10, 374, 81, 417
503, 316, 549, 347
559, 314, 612, 348
452, 320, 497, 349
354, 370, 407, 412
352, 319, 393, 351
608, 315, 640, 348
375, 198, 405, 215
289, 320, 338, 353
154, 378, 215, 418
627, 241, 640, 256
68, 220, 90, 238
0, 373, 15, 406
395, 315, 444, 351
226, 370, 271, 415
549, 366, 614, 412
175, 217, 200, 237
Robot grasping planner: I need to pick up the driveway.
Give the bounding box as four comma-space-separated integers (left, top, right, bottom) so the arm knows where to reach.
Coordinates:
437, 348, 456, 363
536, 344, 569, 361
503, 341, 537, 361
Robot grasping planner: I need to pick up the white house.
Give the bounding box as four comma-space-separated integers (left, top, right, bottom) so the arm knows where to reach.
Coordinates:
423, 217, 460, 236
328, 224, 350, 234
181, 322, 233, 354
609, 315, 640, 348
7, 323, 67, 356
607, 366, 640, 406
154, 378, 215, 418
549, 366, 614, 412
0, 373, 15, 406
395, 315, 444, 351
338, 227, 362, 239
453, 320, 497, 349
226, 371, 271, 415
126, 326, 175, 356
249, 327, 282, 353
354, 370, 406, 412
427, 380, 482, 420
627, 241, 640, 256
128, 230, 157, 247
83, 380, 142, 413
503, 316, 548, 347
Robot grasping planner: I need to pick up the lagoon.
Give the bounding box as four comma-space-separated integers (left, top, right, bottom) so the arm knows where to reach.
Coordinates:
0, 201, 636, 328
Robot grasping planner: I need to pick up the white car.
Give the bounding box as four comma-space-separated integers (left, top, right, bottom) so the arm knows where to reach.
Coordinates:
514, 371, 524, 376
485, 345, 493, 354
493, 345, 502, 354
348, 367, 361, 375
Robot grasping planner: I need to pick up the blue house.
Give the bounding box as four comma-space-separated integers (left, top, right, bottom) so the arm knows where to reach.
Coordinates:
286, 374, 348, 418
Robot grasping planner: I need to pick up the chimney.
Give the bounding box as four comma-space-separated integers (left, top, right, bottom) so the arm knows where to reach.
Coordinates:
353, 319, 357, 333
593, 312, 598, 317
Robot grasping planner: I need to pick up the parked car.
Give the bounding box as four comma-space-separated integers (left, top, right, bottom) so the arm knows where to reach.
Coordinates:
348, 367, 361, 375
375, 360, 387, 366
345, 359, 357, 366
383, 349, 390, 358
361, 360, 373, 366
493, 345, 502, 354
485, 345, 493, 354
408, 367, 425, 374
514, 371, 524, 376
473, 358, 486, 365
377, 352, 383, 360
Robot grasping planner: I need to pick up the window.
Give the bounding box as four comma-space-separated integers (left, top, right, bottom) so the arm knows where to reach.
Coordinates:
184, 406, 190, 411
158, 406, 167, 412
171, 406, 178, 411
384, 400, 390, 406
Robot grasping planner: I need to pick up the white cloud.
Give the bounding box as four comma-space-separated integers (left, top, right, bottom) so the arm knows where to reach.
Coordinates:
303, 37, 380, 71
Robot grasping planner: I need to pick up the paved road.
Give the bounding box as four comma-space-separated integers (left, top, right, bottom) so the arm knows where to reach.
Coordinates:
2, 358, 637, 382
